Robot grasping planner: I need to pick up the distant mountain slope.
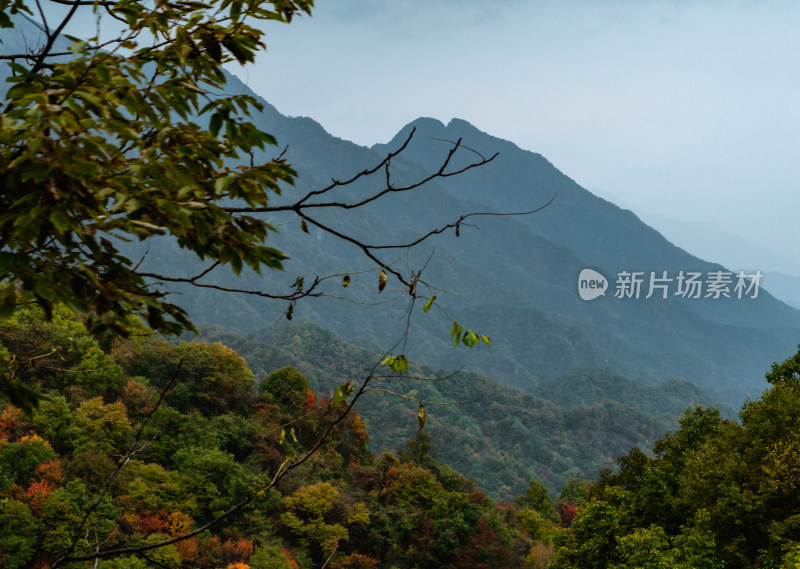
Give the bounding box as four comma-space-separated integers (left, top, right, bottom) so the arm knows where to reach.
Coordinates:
641, 212, 800, 277
211, 103, 800, 404
196, 321, 723, 497
3, 19, 799, 406
760, 272, 800, 309
533, 369, 736, 418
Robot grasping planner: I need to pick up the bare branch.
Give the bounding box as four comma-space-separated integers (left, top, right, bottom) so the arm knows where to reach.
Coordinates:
357, 193, 559, 251
222, 132, 499, 215
137, 270, 326, 301
29, 2, 79, 76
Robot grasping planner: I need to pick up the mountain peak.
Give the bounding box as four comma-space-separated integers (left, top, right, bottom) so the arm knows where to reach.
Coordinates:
446, 117, 480, 133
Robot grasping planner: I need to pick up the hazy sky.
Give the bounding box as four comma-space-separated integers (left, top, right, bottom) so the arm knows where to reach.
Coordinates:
32, 0, 800, 272
231, 0, 800, 272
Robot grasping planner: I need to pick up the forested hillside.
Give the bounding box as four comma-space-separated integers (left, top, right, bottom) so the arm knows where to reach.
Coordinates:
193, 322, 724, 497
550, 346, 800, 569
0, 307, 568, 568
5, 306, 800, 569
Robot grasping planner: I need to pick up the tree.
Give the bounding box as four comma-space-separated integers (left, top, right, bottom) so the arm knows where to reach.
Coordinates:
0, 1, 548, 565
515, 478, 554, 519
0, 497, 41, 568
0, 0, 529, 410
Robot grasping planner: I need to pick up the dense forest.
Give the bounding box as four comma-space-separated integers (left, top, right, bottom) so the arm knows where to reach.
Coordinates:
4, 305, 800, 568
193, 322, 722, 498
551, 348, 800, 569
0, 307, 571, 568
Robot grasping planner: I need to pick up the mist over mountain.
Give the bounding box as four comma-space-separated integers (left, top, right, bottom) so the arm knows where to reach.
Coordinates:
86, 63, 798, 408
3, 16, 797, 408
641, 213, 800, 277
125, 68, 800, 408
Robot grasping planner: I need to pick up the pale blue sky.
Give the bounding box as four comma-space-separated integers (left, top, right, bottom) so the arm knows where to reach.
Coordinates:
237, 0, 800, 273
25, 0, 800, 273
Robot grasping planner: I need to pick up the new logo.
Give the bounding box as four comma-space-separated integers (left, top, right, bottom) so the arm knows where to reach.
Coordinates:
578, 269, 608, 301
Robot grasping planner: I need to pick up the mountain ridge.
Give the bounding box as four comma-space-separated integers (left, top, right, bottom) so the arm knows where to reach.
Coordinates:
2, 19, 798, 407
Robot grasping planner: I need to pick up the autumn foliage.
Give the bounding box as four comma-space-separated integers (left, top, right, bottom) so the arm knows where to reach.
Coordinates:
0, 308, 557, 568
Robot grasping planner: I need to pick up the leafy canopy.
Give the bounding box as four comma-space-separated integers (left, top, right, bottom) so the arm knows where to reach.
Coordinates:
0, 0, 313, 338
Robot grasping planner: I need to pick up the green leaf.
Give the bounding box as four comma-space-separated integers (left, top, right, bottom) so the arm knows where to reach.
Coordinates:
49, 211, 70, 232
0, 293, 16, 319
332, 382, 353, 406
209, 112, 222, 137
200, 33, 222, 62
381, 354, 408, 373
453, 324, 463, 348
423, 295, 436, 312
378, 269, 387, 293
461, 329, 479, 348
215, 176, 235, 192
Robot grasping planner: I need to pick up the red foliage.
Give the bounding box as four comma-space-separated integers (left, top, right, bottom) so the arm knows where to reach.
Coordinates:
559, 502, 577, 528
26, 479, 53, 498
121, 379, 154, 415
0, 407, 25, 441
469, 490, 488, 505
384, 465, 400, 486
26, 479, 53, 513
139, 511, 170, 534
281, 548, 300, 569
222, 538, 254, 564
303, 388, 317, 410
35, 459, 64, 484
348, 462, 381, 491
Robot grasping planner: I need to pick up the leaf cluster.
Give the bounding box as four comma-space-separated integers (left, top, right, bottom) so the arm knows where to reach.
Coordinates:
0, 1, 311, 338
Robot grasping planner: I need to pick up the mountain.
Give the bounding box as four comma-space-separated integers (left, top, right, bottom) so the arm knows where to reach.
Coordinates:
140, 84, 800, 406
3, 17, 799, 407
194, 321, 727, 497
760, 271, 800, 310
